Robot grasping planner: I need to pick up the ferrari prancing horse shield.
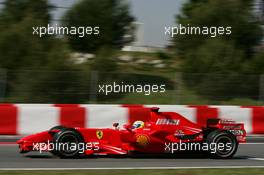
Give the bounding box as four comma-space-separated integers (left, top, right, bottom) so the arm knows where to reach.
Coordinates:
96, 130, 103, 139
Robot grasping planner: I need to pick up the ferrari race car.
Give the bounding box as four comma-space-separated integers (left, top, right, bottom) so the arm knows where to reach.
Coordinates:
17, 107, 246, 159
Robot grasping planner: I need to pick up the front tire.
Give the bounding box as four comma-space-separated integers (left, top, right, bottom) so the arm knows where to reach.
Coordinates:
49, 125, 66, 131
206, 130, 238, 159
51, 128, 84, 158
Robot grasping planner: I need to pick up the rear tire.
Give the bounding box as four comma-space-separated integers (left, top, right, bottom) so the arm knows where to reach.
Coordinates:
206, 130, 238, 159
51, 128, 84, 158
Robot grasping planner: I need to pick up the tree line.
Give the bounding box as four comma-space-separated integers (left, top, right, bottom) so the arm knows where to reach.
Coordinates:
0, 0, 263, 103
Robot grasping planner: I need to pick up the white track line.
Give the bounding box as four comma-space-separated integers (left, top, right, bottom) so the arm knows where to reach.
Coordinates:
0, 166, 264, 170
248, 158, 264, 161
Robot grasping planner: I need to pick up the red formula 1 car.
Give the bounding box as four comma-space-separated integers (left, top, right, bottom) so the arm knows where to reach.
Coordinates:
17, 107, 246, 159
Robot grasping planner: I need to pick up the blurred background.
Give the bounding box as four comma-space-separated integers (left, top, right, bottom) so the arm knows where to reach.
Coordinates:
0, 0, 264, 105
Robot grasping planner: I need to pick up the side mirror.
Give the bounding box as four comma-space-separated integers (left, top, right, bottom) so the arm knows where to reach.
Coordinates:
123, 124, 132, 132
113, 122, 119, 128
151, 107, 160, 113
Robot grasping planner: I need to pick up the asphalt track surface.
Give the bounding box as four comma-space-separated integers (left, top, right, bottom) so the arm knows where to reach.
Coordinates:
0, 141, 264, 169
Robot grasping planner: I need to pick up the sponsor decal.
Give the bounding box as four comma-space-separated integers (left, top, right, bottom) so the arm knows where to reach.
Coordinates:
223, 125, 242, 130
174, 130, 184, 136
229, 130, 244, 136
156, 119, 180, 125
136, 134, 149, 147
96, 130, 103, 139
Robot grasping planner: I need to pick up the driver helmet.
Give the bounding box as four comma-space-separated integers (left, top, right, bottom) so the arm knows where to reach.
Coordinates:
132, 120, 145, 129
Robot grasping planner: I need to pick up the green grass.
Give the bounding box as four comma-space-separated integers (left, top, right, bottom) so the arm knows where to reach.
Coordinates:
0, 169, 264, 175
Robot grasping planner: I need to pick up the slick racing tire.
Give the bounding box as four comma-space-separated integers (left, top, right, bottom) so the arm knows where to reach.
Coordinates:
206, 130, 238, 159
49, 125, 66, 131
51, 128, 84, 158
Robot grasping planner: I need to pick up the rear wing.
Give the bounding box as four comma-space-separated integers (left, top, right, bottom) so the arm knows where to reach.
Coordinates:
207, 119, 246, 143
